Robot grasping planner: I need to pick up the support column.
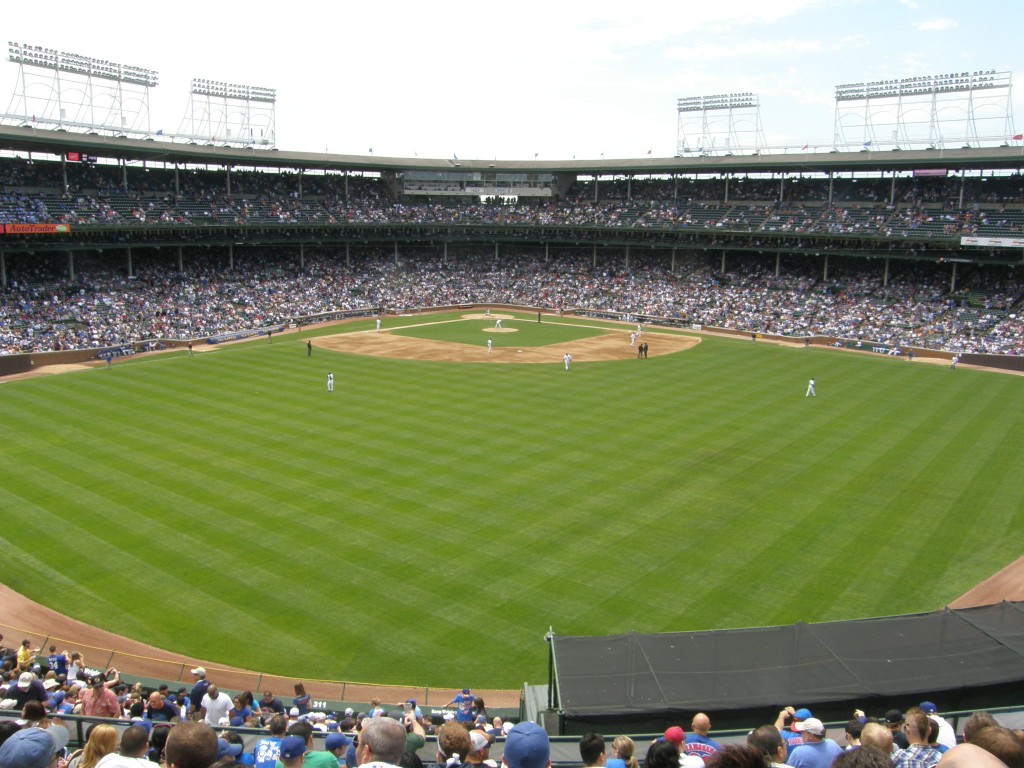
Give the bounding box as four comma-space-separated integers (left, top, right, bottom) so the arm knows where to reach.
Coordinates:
443, 240, 448, 264
950, 262, 958, 293
828, 172, 834, 205
823, 254, 829, 282
889, 173, 896, 206
720, 250, 726, 275
298, 171, 303, 199
228, 244, 234, 271
346, 242, 351, 267
724, 177, 729, 203
592, 244, 597, 269
958, 172, 966, 209
67, 251, 75, 282
671, 247, 676, 275
626, 176, 632, 201
0, 253, 6, 288
226, 166, 232, 197
544, 242, 549, 264
778, 176, 784, 203
593, 175, 599, 202
174, 165, 180, 197
126, 247, 133, 278
494, 242, 499, 260
394, 241, 399, 265
122, 161, 128, 192
775, 253, 781, 277
299, 243, 305, 271
883, 258, 890, 287
344, 173, 349, 199
177, 246, 183, 272
673, 175, 678, 200
61, 155, 69, 194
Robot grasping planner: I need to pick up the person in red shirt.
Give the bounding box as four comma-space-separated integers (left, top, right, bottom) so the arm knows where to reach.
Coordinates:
80, 674, 121, 718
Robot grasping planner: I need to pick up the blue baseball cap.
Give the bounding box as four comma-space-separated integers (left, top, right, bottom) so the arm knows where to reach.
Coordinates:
280, 735, 307, 760
0, 725, 70, 768
503, 722, 549, 768
217, 738, 244, 760
325, 733, 350, 751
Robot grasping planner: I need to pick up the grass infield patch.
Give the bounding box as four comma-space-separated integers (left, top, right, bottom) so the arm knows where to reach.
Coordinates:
390, 315, 606, 347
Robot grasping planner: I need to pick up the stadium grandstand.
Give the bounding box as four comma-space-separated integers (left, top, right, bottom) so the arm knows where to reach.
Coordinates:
1, 126, 1023, 368
4, 125, 1024, 765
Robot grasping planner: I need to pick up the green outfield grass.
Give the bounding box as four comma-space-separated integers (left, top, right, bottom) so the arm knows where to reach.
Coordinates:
1, 312, 1022, 689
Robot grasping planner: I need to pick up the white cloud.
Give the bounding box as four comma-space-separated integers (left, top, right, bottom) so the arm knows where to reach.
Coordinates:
900, 0, 919, 8
915, 18, 959, 31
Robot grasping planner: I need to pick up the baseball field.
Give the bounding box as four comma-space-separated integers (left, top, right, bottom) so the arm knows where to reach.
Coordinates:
1, 311, 1022, 690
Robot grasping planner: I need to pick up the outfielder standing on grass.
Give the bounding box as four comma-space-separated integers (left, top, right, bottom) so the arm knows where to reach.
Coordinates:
564, 352, 572, 371
806, 377, 816, 397
327, 372, 334, 392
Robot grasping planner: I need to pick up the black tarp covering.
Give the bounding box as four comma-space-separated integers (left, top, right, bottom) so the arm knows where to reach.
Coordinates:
551, 602, 1024, 732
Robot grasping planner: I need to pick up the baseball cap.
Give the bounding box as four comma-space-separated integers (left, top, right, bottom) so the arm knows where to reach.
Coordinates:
793, 708, 813, 721
463, 688, 471, 694
289, 706, 301, 717
326, 733, 350, 751
17, 672, 34, 690
0, 724, 70, 768
217, 738, 244, 760
344, 707, 355, 717
795, 718, 826, 737
884, 709, 905, 725
663, 726, 685, 745
279, 735, 307, 760
191, 667, 206, 676
470, 731, 490, 753
503, 722, 549, 768
919, 701, 938, 714
89, 674, 105, 688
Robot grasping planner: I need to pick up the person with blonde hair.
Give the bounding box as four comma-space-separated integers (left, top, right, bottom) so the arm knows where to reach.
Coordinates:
612, 736, 639, 768
68, 723, 118, 768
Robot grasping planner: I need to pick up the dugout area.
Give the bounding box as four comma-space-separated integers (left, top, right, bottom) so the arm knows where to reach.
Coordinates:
547, 601, 1024, 733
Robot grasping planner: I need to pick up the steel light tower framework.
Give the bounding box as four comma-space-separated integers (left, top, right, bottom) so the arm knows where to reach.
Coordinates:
3, 41, 158, 136
833, 70, 1014, 150
179, 79, 276, 147
676, 93, 766, 156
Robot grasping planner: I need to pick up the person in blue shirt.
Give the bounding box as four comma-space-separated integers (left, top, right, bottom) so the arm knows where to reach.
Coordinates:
684, 713, 721, 762
46, 646, 68, 679
446, 688, 475, 724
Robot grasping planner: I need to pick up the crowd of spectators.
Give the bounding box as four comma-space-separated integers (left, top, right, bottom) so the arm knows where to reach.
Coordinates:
4, 638, 1024, 768
2, 157, 1024, 238
1, 156, 1023, 357
1, 249, 1021, 356
1, 641, 519, 768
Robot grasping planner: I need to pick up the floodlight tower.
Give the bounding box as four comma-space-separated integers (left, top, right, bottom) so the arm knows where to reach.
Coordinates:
3, 41, 158, 135
180, 79, 276, 147
833, 70, 1014, 150
676, 93, 766, 156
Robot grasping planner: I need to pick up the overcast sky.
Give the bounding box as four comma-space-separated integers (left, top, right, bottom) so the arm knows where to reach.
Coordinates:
2, 0, 1021, 160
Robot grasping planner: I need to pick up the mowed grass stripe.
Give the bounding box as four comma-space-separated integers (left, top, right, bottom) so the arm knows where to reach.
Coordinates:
2, 324, 1022, 687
